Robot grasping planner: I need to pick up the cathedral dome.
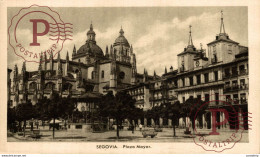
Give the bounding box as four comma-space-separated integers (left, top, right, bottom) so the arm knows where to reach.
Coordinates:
77, 42, 104, 57
113, 27, 130, 47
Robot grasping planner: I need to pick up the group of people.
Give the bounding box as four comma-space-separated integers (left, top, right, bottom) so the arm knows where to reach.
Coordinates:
130, 124, 143, 134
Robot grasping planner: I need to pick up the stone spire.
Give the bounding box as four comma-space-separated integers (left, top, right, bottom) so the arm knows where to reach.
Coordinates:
66, 51, 69, 61
130, 45, 133, 55
105, 45, 109, 57
220, 10, 226, 34
13, 64, 18, 79
44, 52, 47, 70
153, 70, 157, 80
188, 25, 193, 46
110, 45, 114, 59
87, 21, 96, 43
49, 50, 53, 70
119, 26, 124, 36
57, 51, 61, 61
143, 68, 148, 82
22, 61, 26, 73
72, 45, 76, 56
90, 22, 93, 30
170, 66, 173, 72
38, 52, 42, 72
57, 52, 62, 76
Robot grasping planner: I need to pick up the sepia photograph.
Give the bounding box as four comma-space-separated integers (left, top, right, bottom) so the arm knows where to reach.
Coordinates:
6, 6, 249, 145
1, 1, 259, 154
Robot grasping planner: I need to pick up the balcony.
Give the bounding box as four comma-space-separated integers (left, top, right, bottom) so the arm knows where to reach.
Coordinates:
231, 71, 238, 77
224, 84, 239, 92
211, 57, 217, 64
240, 98, 247, 104
168, 84, 177, 89
240, 84, 249, 90
223, 73, 231, 79
180, 67, 185, 72
239, 69, 248, 76
232, 84, 239, 90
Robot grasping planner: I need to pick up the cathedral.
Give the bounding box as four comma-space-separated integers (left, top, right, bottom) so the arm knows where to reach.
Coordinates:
10, 23, 143, 107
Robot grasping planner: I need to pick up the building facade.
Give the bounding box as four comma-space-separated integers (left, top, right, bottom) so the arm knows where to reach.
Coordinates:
8, 12, 248, 130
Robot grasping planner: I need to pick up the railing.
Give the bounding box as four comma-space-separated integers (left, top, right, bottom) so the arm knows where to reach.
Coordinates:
240, 98, 247, 104
168, 84, 177, 89
211, 57, 217, 64
232, 84, 239, 90
180, 67, 184, 72
231, 71, 238, 77
223, 73, 231, 79
224, 84, 239, 92
239, 69, 248, 76
240, 84, 249, 90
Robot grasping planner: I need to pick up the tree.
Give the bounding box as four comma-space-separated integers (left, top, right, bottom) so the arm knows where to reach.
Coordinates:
146, 105, 164, 127
98, 91, 136, 139
181, 97, 207, 131
127, 107, 144, 127
49, 92, 75, 138
7, 107, 17, 132
35, 93, 75, 138
165, 101, 181, 137
15, 101, 34, 137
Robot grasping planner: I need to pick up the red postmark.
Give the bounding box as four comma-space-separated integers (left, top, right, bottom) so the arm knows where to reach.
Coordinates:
188, 94, 251, 152
8, 4, 73, 63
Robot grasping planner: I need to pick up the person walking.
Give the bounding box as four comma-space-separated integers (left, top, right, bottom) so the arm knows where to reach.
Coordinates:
139, 124, 143, 131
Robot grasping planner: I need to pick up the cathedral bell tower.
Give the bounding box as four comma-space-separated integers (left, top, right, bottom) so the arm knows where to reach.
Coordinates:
207, 10, 239, 64
177, 25, 197, 72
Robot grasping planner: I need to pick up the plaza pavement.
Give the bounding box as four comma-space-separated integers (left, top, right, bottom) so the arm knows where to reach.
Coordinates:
7, 127, 249, 142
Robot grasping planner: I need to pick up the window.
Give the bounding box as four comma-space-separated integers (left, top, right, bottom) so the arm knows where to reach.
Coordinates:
205, 94, 209, 102
232, 67, 237, 76
212, 54, 217, 63
240, 79, 246, 89
228, 45, 232, 53
232, 80, 238, 88
214, 71, 218, 81
101, 70, 104, 78
91, 71, 95, 79
204, 73, 209, 83
239, 65, 246, 75
182, 78, 185, 87
196, 75, 201, 84
233, 94, 239, 104
182, 97, 185, 103
224, 68, 230, 77
213, 45, 216, 53
197, 95, 201, 100
226, 95, 231, 103
240, 93, 247, 103
174, 80, 178, 87
215, 93, 219, 104
189, 77, 193, 86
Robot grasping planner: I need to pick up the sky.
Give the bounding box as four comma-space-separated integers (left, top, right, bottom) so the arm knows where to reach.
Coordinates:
7, 7, 248, 75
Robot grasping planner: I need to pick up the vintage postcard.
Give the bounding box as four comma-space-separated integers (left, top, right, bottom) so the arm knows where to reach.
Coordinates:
0, 0, 259, 154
